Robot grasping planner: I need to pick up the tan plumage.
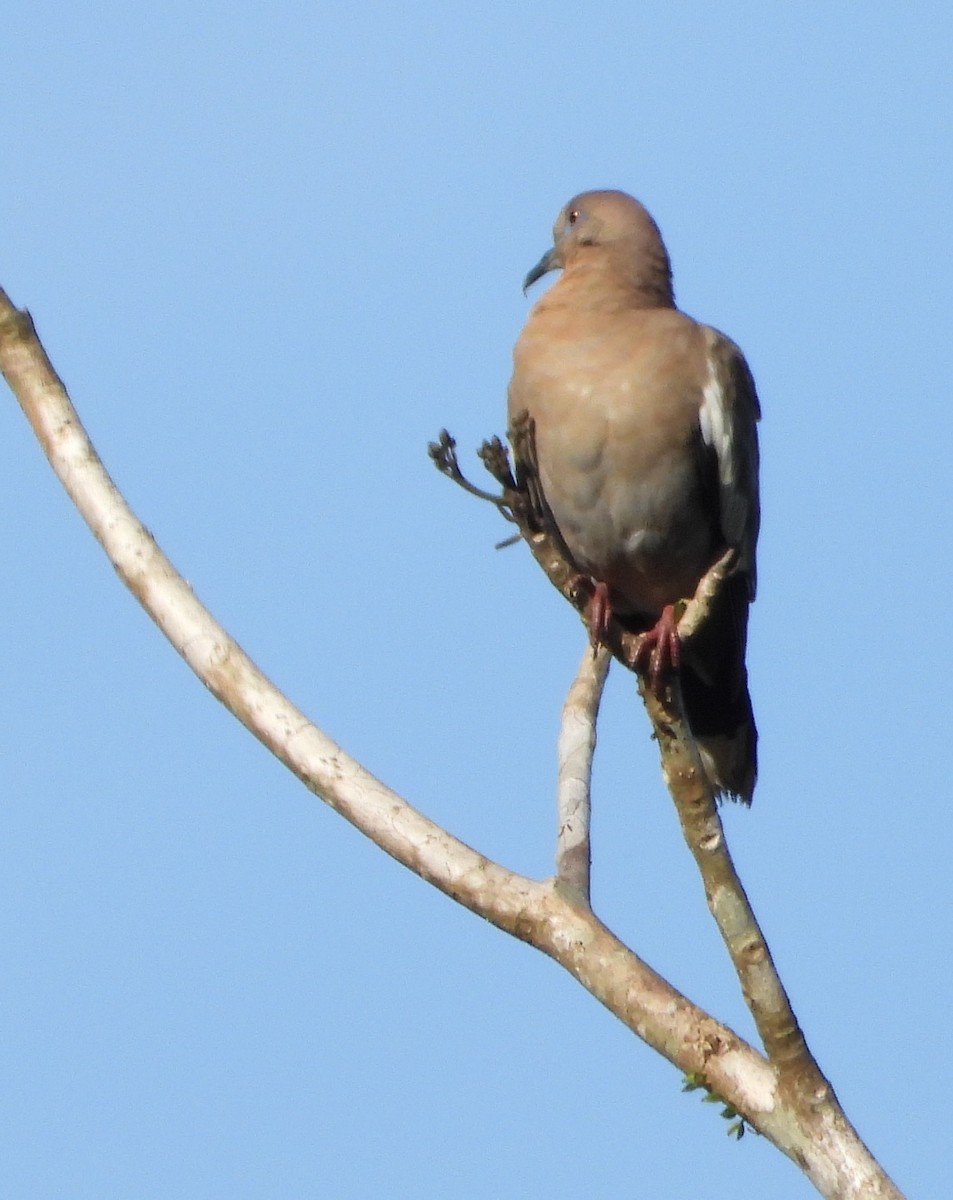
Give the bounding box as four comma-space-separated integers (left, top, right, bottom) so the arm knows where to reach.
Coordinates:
509, 190, 760, 802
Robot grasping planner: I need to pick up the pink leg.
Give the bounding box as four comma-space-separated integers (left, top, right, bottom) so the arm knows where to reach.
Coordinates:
636, 604, 681, 691
584, 580, 612, 645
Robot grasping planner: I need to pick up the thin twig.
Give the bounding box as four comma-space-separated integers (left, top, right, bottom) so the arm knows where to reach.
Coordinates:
428, 429, 516, 515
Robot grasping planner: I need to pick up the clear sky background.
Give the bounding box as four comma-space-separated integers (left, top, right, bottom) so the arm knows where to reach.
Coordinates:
2, 4, 950, 1197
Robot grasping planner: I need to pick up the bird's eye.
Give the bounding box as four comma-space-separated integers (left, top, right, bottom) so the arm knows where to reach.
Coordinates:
567, 209, 580, 225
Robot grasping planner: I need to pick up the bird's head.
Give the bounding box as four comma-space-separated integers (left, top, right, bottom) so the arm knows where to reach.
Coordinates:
523, 189, 675, 306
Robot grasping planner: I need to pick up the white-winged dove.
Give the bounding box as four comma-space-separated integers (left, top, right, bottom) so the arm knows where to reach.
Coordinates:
509, 190, 760, 802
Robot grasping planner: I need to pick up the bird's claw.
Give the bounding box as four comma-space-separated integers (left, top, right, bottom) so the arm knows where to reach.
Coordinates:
635, 604, 681, 691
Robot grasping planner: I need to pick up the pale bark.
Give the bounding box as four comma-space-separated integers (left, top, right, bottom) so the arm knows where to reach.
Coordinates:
555, 643, 609, 902
0, 290, 904, 1200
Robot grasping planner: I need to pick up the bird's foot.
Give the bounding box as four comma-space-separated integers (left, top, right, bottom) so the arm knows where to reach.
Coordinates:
635, 605, 681, 691
583, 580, 612, 647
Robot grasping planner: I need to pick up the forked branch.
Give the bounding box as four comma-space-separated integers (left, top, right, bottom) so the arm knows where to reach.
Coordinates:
0, 288, 902, 1199
432, 419, 817, 1083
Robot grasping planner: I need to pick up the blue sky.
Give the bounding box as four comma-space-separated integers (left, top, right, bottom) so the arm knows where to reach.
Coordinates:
2, 3, 951, 1196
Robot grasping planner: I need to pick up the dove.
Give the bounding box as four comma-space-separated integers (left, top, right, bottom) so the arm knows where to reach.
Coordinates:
509, 190, 759, 801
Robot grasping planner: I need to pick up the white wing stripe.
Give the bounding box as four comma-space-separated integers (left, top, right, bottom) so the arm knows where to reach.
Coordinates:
700, 358, 735, 486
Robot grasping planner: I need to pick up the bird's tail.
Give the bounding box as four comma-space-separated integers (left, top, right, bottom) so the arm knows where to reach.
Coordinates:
678, 573, 757, 804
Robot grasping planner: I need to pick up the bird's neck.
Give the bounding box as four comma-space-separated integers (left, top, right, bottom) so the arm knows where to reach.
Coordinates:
561, 254, 675, 311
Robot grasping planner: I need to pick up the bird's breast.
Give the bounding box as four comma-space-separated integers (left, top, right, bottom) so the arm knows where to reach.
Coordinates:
508, 305, 717, 617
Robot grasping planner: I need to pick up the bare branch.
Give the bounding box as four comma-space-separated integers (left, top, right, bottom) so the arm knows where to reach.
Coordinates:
555, 644, 610, 903
0, 283, 758, 1085
0, 296, 528, 930
430, 420, 904, 1199
640, 675, 820, 1086
1, 290, 904, 1199
432, 420, 816, 1073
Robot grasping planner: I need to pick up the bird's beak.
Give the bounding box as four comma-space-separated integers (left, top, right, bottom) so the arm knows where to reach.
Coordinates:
522, 247, 560, 294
